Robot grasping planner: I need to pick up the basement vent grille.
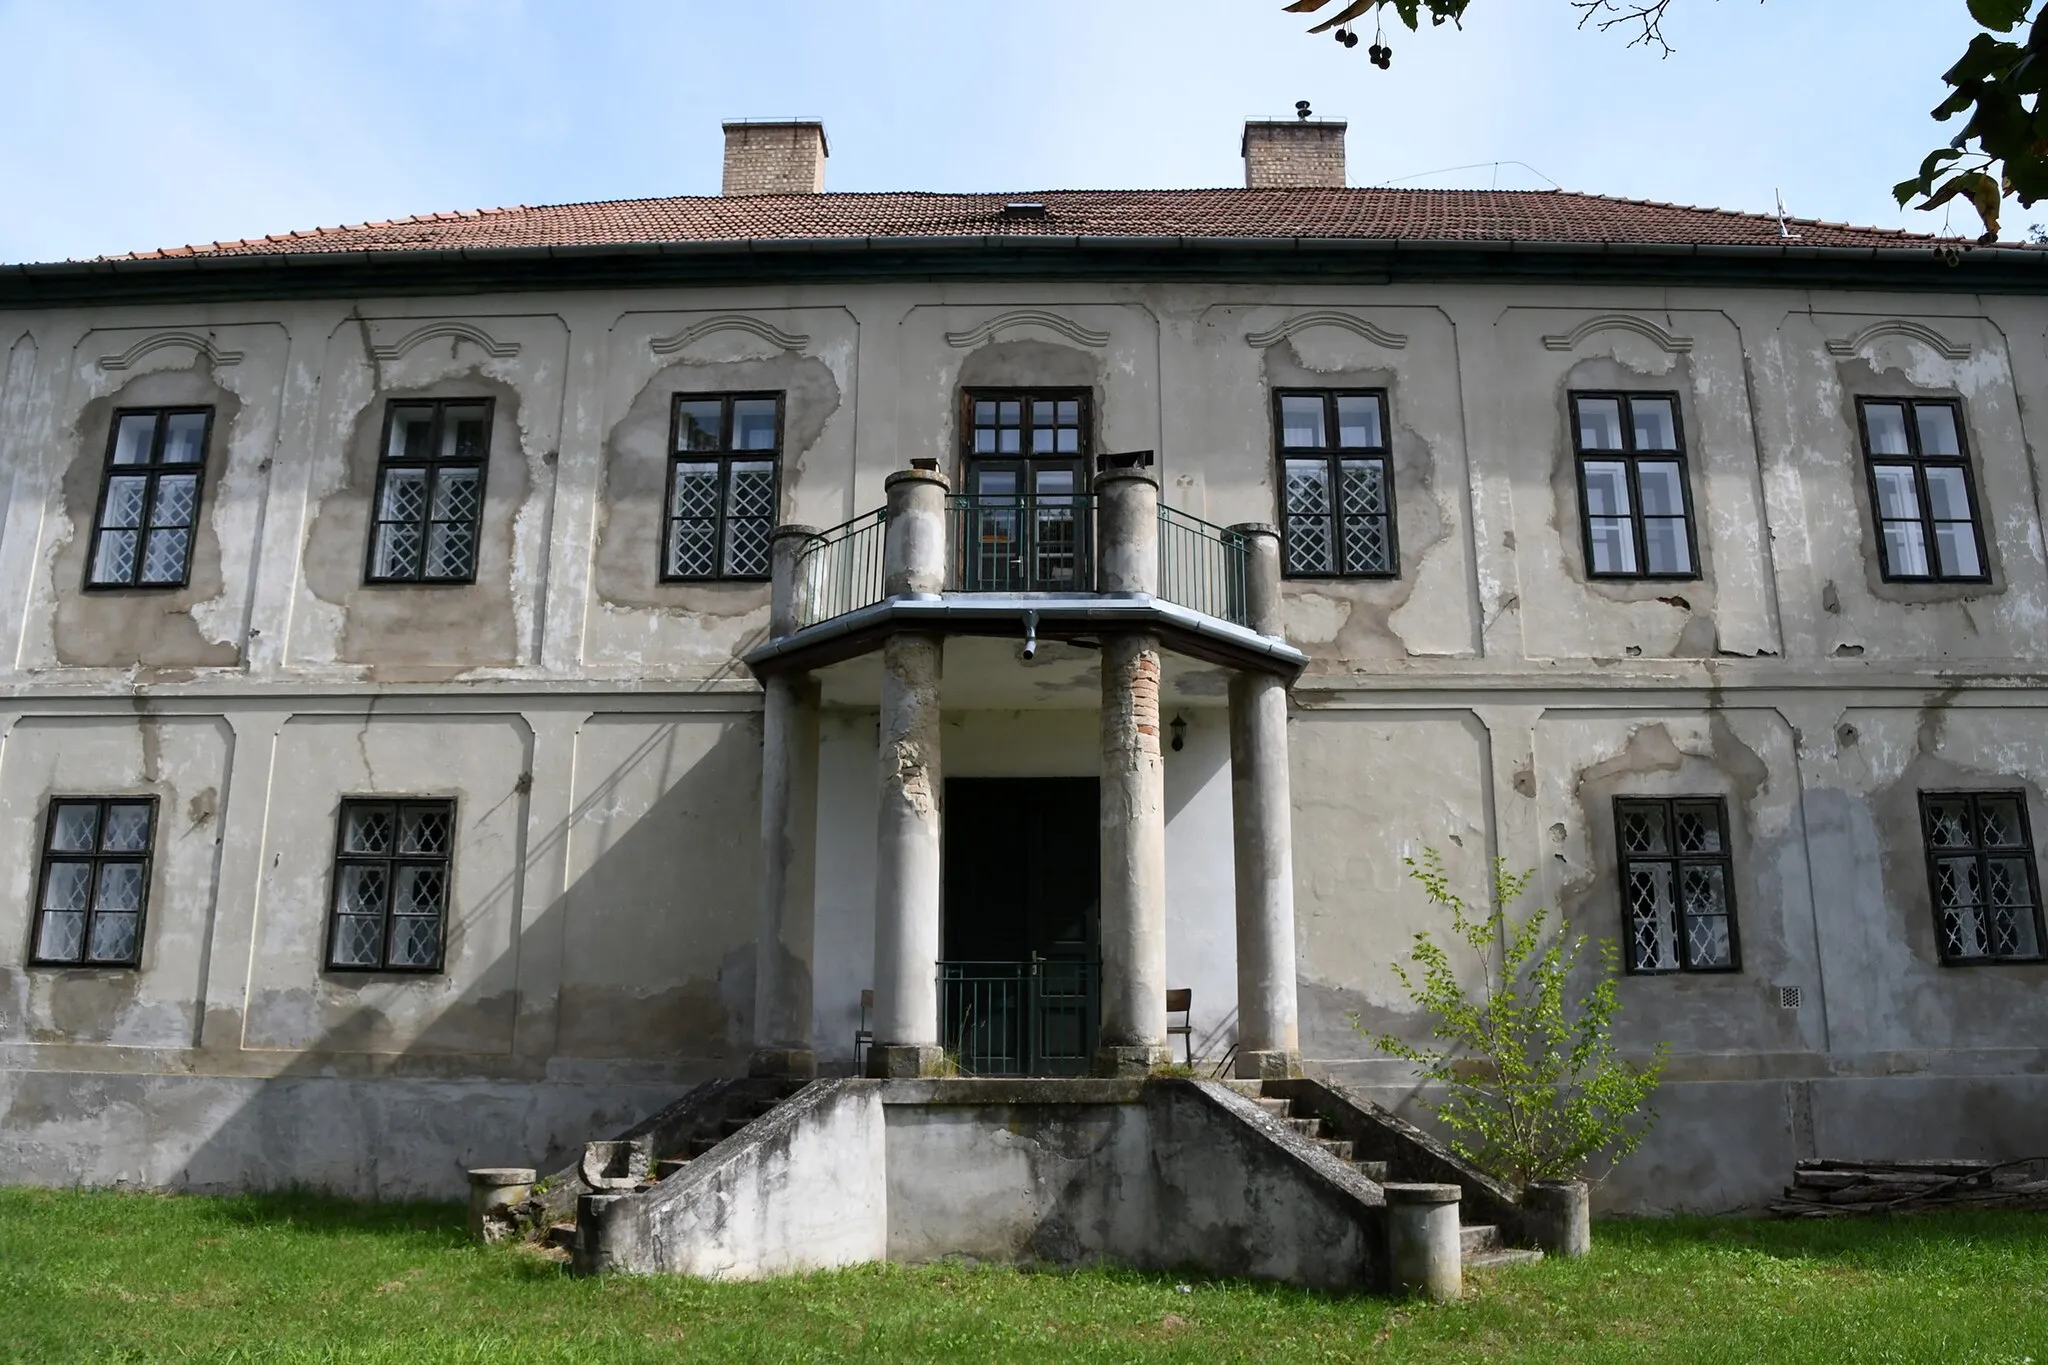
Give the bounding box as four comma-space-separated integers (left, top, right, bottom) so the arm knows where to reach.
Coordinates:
1778, 986, 1803, 1009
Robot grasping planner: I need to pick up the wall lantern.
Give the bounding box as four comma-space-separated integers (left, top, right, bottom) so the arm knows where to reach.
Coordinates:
1169, 713, 1187, 752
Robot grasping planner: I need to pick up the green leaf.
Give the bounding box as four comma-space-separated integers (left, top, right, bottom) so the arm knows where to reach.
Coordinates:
1969, 0, 2034, 33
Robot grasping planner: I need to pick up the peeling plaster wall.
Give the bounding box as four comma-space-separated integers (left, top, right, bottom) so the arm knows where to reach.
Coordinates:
3, 282, 2048, 1207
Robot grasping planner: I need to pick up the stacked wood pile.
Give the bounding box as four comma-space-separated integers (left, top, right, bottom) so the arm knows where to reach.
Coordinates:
1771, 1157, 2048, 1217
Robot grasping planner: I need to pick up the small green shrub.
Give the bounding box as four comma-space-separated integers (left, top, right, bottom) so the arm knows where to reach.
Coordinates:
1355, 848, 1670, 1187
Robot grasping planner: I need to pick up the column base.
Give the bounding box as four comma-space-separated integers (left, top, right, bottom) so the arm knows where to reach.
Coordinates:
747, 1047, 818, 1080
1234, 1048, 1302, 1081
1093, 1044, 1170, 1077
866, 1044, 949, 1078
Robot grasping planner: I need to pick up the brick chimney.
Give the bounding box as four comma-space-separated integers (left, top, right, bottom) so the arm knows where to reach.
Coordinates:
1241, 116, 1347, 189
721, 120, 829, 195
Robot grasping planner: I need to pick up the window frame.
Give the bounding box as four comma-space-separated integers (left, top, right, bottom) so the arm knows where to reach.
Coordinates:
1273, 388, 1400, 580
661, 392, 784, 583
1613, 794, 1742, 975
323, 796, 457, 975
1919, 789, 2045, 966
362, 397, 495, 587
1855, 396, 1991, 585
27, 795, 158, 969
83, 406, 214, 592
1569, 391, 1702, 582
955, 388, 1094, 593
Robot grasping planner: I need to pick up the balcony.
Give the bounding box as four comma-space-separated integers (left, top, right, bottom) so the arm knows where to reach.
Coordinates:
745, 465, 1305, 682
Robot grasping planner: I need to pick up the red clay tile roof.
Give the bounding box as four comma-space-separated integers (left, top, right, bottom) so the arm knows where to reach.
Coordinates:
109, 187, 1950, 261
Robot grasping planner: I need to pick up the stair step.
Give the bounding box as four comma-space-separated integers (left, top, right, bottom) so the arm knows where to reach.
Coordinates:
1464, 1248, 1545, 1271
1255, 1098, 1291, 1117
1314, 1137, 1355, 1161
544, 1223, 575, 1251
1354, 1160, 1390, 1183
655, 1158, 690, 1180
686, 1136, 721, 1158
1460, 1224, 1503, 1256
719, 1116, 752, 1137
1284, 1117, 1320, 1138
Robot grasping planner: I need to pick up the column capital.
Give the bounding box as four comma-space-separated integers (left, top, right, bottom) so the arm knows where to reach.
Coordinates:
884, 465, 951, 495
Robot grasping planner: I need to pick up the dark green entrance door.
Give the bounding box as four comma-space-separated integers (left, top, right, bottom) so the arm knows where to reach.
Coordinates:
941, 777, 1100, 1076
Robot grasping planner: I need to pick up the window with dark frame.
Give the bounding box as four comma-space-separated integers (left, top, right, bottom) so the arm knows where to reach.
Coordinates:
1571, 393, 1699, 579
1858, 398, 1988, 582
365, 399, 492, 584
665, 394, 781, 581
958, 390, 1091, 592
1275, 390, 1397, 578
1615, 796, 1739, 973
1920, 791, 2043, 964
326, 799, 455, 973
86, 408, 212, 589
29, 797, 155, 967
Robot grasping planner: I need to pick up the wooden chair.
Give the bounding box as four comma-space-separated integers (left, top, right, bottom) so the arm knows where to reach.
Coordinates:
854, 990, 875, 1074
1166, 988, 1193, 1065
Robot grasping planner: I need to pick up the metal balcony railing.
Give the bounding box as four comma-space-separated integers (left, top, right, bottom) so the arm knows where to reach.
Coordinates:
948, 493, 1094, 594
791, 506, 888, 631
782, 496, 1253, 634
938, 958, 1099, 1076
1157, 505, 1250, 627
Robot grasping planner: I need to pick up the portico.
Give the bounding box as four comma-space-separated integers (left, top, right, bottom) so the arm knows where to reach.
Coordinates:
744, 457, 1308, 1080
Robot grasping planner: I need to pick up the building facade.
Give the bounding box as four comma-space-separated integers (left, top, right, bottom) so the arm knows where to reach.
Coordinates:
3, 119, 2047, 1212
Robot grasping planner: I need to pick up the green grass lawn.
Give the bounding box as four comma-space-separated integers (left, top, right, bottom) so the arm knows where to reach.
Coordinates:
1, 1189, 2045, 1363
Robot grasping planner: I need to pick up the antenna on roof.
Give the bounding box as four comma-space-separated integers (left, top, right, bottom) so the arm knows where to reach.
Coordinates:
1775, 190, 1803, 240
1295, 100, 1312, 121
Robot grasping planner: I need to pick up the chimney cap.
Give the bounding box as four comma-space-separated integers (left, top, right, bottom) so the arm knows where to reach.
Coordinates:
720, 118, 830, 157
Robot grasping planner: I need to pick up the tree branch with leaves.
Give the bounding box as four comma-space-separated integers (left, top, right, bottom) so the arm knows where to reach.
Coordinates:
1355, 849, 1668, 1187
1284, 0, 2048, 240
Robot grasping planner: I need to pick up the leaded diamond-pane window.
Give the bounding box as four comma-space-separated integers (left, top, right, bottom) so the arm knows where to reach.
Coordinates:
367, 400, 492, 584
326, 798, 454, 973
1571, 393, 1699, 580
663, 394, 782, 581
1614, 796, 1739, 974
30, 797, 156, 967
1276, 390, 1397, 578
86, 408, 212, 590
1919, 790, 2043, 964
1858, 398, 1988, 582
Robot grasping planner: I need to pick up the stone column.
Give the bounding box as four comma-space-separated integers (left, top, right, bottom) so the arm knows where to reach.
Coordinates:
1228, 523, 1301, 1080
869, 466, 949, 1077
752, 526, 825, 1078
1385, 1183, 1463, 1302
1095, 466, 1169, 1074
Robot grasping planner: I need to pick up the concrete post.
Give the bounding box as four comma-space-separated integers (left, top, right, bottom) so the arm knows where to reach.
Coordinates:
1385, 1183, 1463, 1302
870, 467, 949, 1077
1094, 465, 1168, 1073
466, 1166, 536, 1244
1228, 523, 1300, 1080
752, 673, 820, 1077
1523, 1180, 1592, 1258
751, 525, 826, 1078
1094, 466, 1160, 597
768, 523, 824, 640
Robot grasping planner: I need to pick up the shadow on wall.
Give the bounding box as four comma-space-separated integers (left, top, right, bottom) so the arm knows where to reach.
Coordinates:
10, 715, 770, 1202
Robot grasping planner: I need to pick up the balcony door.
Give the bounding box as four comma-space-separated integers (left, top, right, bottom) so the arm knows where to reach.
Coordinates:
958, 390, 1091, 591
941, 777, 1101, 1076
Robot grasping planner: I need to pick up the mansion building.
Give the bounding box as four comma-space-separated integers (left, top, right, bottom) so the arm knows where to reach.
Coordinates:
2, 116, 2046, 1213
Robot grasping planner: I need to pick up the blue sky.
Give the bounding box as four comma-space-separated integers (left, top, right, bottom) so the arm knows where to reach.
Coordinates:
0, 1, 2014, 263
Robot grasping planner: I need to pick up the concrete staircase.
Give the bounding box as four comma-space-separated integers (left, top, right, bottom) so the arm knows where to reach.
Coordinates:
1254, 1083, 1544, 1272
524, 1077, 810, 1254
